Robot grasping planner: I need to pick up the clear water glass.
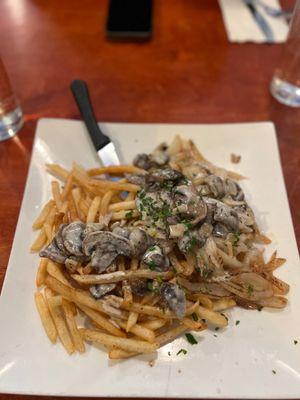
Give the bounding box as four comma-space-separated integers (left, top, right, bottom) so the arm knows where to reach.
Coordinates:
270, 0, 300, 107
0, 58, 23, 141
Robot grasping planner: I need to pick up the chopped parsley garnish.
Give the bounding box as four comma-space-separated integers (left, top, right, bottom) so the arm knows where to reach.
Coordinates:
125, 210, 133, 219
272, 370, 276, 374
185, 333, 198, 345
168, 351, 171, 356
147, 281, 158, 292
182, 219, 192, 230
156, 276, 163, 284
148, 261, 157, 270
247, 284, 254, 296
235, 320, 240, 326
294, 340, 298, 345
232, 233, 240, 247
176, 348, 187, 356
186, 236, 197, 251
213, 334, 218, 338
147, 245, 156, 252
192, 313, 198, 321
202, 319, 206, 323
257, 306, 263, 311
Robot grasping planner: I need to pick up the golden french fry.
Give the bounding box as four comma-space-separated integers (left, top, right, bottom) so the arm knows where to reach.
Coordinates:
61, 174, 74, 200
196, 305, 228, 327
125, 191, 136, 201
31, 228, 47, 252
212, 298, 236, 312
86, 196, 101, 223
99, 190, 114, 216
51, 181, 63, 212
46, 164, 69, 181
71, 270, 169, 285
68, 192, 79, 221
77, 304, 126, 338
47, 297, 75, 354
156, 324, 188, 346
80, 328, 158, 354
111, 210, 139, 221
34, 292, 57, 343
32, 200, 55, 230
108, 200, 136, 212
140, 319, 166, 330
116, 320, 155, 343
126, 311, 139, 332
88, 165, 145, 176
45, 276, 128, 319
121, 302, 174, 319
47, 261, 71, 287
89, 179, 140, 192
36, 258, 48, 287
109, 348, 137, 360
187, 293, 213, 309
71, 188, 85, 220
182, 317, 205, 331
62, 300, 85, 353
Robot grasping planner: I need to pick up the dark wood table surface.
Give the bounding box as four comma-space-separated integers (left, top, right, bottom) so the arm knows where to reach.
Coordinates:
0, 0, 299, 399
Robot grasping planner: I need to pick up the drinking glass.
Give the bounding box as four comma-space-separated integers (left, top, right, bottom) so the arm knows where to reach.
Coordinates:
0, 58, 23, 141
270, 1, 300, 106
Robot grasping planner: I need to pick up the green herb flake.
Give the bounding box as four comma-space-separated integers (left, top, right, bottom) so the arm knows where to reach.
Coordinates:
235, 320, 240, 326
247, 284, 254, 296
185, 333, 198, 345
182, 219, 192, 230
202, 318, 206, 323
168, 351, 171, 356
215, 327, 219, 331
146, 281, 158, 293
272, 370, 276, 375
148, 261, 157, 270
232, 233, 240, 247
213, 334, 217, 338
125, 210, 133, 219
156, 276, 163, 284
187, 236, 197, 251
176, 348, 187, 356
192, 313, 198, 321
294, 340, 298, 345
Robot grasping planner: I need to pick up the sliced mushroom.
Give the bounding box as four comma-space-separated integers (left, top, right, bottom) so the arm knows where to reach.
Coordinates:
205, 175, 225, 198
148, 168, 182, 183
133, 153, 152, 170
112, 226, 130, 239
39, 241, 67, 264
160, 282, 186, 318
125, 173, 147, 186
175, 185, 207, 223
142, 245, 169, 271
151, 143, 169, 166
129, 228, 154, 257
130, 279, 149, 297
213, 223, 229, 238
90, 283, 116, 299
82, 231, 132, 273
65, 257, 80, 273
54, 224, 69, 255
62, 221, 85, 256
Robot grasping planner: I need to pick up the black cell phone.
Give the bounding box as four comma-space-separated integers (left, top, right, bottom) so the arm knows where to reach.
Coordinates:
106, 0, 152, 40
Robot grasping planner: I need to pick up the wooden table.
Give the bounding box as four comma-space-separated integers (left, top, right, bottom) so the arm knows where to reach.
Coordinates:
0, 0, 299, 399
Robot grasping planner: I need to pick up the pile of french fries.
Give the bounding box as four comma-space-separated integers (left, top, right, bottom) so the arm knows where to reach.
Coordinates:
32, 161, 237, 359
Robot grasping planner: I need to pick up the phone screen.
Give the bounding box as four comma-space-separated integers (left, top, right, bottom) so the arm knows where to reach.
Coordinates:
106, 0, 153, 40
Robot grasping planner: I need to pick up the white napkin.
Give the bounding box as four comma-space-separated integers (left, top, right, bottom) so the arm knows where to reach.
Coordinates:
218, 0, 289, 43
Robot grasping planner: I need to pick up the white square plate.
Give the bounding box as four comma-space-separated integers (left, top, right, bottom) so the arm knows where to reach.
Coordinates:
0, 118, 299, 398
